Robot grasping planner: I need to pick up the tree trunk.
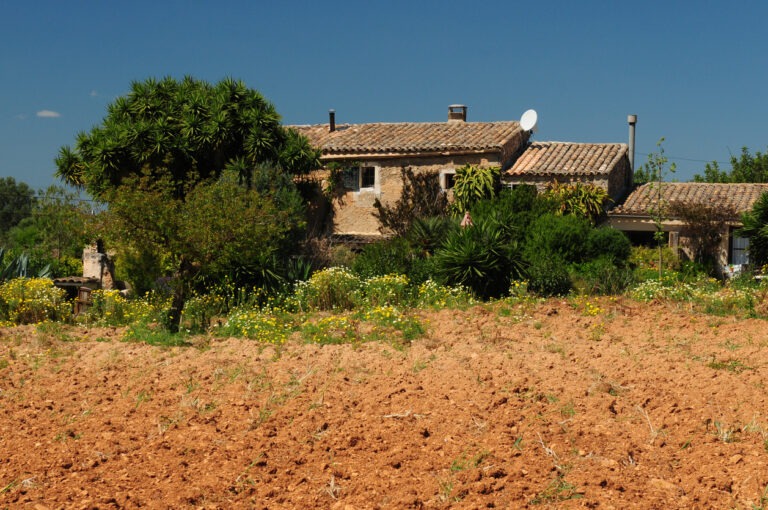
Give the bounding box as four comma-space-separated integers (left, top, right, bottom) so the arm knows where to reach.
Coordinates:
166, 257, 194, 333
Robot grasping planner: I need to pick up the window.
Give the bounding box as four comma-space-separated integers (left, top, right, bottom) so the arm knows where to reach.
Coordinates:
361, 166, 376, 188
439, 169, 456, 191
342, 165, 376, 191
730, 234, 749, 265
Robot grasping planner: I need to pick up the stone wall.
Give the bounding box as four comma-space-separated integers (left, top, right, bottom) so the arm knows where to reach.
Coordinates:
332, 153, 504, 236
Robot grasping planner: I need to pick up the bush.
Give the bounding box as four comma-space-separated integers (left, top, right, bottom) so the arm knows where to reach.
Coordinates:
527, 258, 572, 297
358, 274, 411, 307
217, 308, 294, 344
524, 214, 591, 264
415, 280, 475, 309
0, 278, 70, 324
629, 246, 681, 275
572, 258, 634, 295
434, 219, 524, 299
292, 267, 361, 311
352, 238, 414, 280
406, 255, 439, 286
80, 289, 159, 327
586, 227, 631, 263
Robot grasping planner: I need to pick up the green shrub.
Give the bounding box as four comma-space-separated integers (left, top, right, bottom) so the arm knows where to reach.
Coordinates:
406, 255, 439, 285
629, 246, 680, 275
527, 258, 572, 297
572, 258, 634, 295
217, 308, 294, 344
358, 274, 412, 307
301, 314, 358, 344
415, 279, 476, 309
0, 278, 70, 324
434, 219, 524, 299
352, 238, 414, 280
585, 227, 631, 263
292, 267, 361, 311
524, 214, 591, 264
80, 289, 160, 327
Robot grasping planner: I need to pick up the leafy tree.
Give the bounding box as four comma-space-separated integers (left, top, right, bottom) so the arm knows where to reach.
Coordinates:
668, 201, 736, 275
693, 147, 768, 183
738, 192, 768, 269
373, 167, 449, 237
5, 186, 90, 276
452, 164, 500, 213
102, 170, 305, 329
0, 177, 35, 239
54, 77, 320, 331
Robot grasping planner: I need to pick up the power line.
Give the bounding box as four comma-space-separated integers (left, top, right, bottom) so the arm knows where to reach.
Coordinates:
635, 152, 731, 166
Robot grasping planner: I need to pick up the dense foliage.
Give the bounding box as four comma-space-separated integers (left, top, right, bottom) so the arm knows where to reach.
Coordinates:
451, 165, 500, 213
738, 192, 768, 268
54, 77, 320, 331
693, 147, 768, 183
55, 76, 319, 198
3, 186, 91, 277
0, 177, 35, 240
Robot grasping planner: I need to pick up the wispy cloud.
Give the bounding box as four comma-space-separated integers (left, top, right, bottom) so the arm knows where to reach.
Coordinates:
14, 114, 27, 120
90, 90, 98, 97
36, 110, 61, 118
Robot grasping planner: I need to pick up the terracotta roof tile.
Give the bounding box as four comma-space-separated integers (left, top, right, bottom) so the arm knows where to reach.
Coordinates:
611, 182, 768, 218
505, 142, 628, 178
290, 121, 525, 157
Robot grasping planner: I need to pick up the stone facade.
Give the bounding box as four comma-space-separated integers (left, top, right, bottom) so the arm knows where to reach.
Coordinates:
330, 153, 505, 236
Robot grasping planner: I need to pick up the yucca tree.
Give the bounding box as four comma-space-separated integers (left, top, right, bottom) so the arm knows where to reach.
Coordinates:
55, 76, 320, 199
407, 216, 456, 255
434, 218, 524, 299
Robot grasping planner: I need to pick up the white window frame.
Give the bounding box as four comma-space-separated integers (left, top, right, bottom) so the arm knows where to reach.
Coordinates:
439, 169, 456, 192
342, 164, 379, 194
730, 233, 749, 265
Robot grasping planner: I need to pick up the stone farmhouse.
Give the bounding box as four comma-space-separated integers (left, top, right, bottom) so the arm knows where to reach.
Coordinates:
291, 105, 634, 238
607, 182, 768, 275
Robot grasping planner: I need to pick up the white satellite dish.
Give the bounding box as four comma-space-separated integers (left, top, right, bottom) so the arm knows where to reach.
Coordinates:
520, 109, 538, 132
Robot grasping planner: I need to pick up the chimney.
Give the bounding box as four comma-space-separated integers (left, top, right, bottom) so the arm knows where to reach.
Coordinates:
329, 109, 336, 132
627, 114, 637, 172
448, 104, 467, 123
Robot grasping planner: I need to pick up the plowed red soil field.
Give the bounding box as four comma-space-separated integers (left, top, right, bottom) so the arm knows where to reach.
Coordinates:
2, 298, 768, 509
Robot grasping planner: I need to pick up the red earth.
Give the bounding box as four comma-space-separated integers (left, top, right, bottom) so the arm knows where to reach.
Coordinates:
2, 297, 768, 509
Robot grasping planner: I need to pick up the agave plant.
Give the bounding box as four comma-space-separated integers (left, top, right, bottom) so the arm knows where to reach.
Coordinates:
0, 247, 51, 282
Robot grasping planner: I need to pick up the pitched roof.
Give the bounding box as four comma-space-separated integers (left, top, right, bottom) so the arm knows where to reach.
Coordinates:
290, 121, 525, 158
505, 142, 628, 178
611, 182, 768, 218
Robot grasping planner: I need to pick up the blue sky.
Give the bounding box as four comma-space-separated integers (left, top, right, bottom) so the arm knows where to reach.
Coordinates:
3, 0, 768, 191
